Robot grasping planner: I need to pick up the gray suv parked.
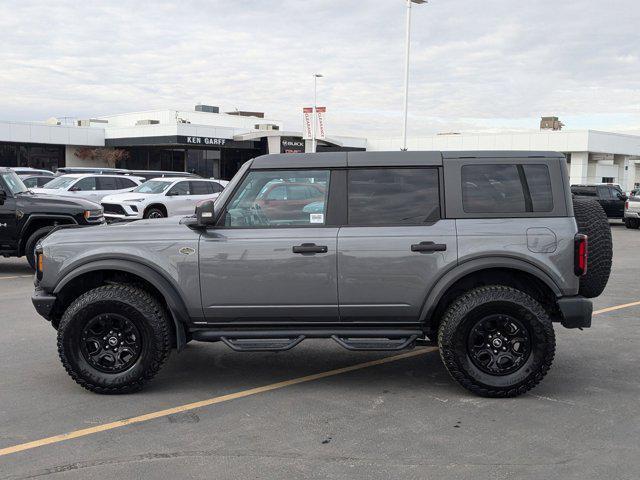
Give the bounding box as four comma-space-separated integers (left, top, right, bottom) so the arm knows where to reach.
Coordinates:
32, 151, 612, 397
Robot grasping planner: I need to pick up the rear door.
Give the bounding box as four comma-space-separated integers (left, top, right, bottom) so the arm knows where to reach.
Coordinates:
596, 186, 615, 217
337, 167, 457, 322
0, 174, 18, 250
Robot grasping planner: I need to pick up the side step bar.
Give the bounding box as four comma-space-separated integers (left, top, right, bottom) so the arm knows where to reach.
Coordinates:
191, 329, 422, 353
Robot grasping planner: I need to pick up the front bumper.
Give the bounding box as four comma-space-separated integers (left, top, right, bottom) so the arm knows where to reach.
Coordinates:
32, 287, 57, 321
557, 296, 593, 329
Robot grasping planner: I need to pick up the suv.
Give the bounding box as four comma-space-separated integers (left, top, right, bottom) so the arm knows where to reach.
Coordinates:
0, 168, 104, 269
32, 174, 143, 203
32, 152, 612, 397
571, 184, 627, 218
100, 178, 225, 221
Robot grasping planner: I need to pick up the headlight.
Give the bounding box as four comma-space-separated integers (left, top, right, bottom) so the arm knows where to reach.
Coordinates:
84, 209, 103, 220
125, 198, 146, 203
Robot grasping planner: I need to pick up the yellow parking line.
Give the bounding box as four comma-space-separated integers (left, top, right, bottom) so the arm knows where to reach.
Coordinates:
0, 347, 438, 457
593, 301, 640, 315
0, 275, 32, 280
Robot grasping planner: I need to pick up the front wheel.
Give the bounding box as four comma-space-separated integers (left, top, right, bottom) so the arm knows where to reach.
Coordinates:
144, 207, 166, 219
24, 226, 54, 270
438, 286, 555, 398
57, 284, 172, 394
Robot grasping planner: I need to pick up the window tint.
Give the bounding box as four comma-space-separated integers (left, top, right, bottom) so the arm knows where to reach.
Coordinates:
117, 177, 137, 189
462, 165, 525, 213
38, 177, 53, 187
210, 182, 224, 193
73, 177, 97, 191
190, 181, 210, 195
522, 165, 553, 212
23, 177, 37, 188
224, 170, 329, 227
96, 177, 118, 190
348, 168, 440, 225
571, 186, 596, 196
597, 186, 613, 199
168, 181, 190, 196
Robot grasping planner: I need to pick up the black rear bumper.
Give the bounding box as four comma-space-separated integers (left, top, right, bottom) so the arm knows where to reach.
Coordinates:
557, 296, 593, 329
32, 287, 57, 321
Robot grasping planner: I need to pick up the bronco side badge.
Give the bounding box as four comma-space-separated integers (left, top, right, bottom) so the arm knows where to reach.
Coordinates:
179, 247, 195, 256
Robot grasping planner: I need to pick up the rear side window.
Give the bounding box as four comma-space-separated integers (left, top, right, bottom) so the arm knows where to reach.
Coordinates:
190, 181, 210, 195
117, 177, 138, 189
96, 177, 118, 190
462, 164, 553, 214
348, 168, 440, 225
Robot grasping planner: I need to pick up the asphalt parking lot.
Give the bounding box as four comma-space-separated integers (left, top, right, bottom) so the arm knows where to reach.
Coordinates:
1, 224, 639, 479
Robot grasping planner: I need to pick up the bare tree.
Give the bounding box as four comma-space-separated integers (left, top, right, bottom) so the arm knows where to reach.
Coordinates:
74, 148, 130, 168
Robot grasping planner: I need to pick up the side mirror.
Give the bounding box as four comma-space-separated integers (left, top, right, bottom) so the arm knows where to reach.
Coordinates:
195, 200, 217, 228
68, 186, 80, 192
0, 190, 6, 205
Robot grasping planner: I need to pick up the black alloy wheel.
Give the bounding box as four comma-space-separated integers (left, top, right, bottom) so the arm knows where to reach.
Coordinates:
466, 314, 531, 376
80, 313, 142, 374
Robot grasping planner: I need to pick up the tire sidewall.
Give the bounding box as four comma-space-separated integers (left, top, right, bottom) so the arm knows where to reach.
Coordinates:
59, 298, 159, 390
449, 302, 550, 389
440, 288, 555, 394
145, 208, 165, 219
25, 227, 53, 269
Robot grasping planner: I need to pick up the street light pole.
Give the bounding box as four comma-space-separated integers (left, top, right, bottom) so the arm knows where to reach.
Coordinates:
402, 0, 427, 151
312, 73, 323, 153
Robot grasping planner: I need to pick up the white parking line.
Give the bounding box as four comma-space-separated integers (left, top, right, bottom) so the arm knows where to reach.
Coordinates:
0, 275, 33, 280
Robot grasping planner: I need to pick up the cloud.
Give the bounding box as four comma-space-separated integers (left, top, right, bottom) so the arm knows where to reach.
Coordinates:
0, 0, 638, 137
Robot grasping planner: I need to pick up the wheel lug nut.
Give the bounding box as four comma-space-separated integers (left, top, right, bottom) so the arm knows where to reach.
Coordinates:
493, 350, 498, 353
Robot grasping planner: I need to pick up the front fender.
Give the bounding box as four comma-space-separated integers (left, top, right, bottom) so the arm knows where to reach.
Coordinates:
53, 258, 191, 351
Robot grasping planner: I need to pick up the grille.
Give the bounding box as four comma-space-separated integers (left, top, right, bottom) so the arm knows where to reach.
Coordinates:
102, 203, 126, 215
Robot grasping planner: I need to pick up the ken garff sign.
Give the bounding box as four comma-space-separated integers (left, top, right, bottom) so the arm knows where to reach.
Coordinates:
185, 136, 227, 146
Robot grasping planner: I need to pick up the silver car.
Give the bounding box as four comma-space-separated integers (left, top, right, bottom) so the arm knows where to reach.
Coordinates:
32, 173, 143, 203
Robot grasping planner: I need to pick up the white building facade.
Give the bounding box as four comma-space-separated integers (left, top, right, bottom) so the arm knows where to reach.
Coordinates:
368, 130, 640, 191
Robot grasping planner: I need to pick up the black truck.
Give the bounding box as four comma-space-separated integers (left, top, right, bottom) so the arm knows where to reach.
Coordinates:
0, 168, 104, 268
571, 184, 627, 219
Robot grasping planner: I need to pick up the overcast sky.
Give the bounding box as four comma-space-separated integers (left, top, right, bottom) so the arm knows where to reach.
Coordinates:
0, 0, 638, 138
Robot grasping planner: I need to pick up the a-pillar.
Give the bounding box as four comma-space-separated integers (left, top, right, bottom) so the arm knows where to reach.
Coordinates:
569, 152, 589, 185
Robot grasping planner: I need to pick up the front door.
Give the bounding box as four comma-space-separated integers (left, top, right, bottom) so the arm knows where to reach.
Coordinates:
337, 167, 457, 322
0, 173, 19, 251
199, 169, 338, 323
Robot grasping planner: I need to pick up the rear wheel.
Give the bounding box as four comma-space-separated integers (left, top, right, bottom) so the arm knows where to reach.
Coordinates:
24, 226, 54, 270
57, 284, 172, 394
625, 218, 640, 229
572, 197, 612, 298
438, 286, 555, 398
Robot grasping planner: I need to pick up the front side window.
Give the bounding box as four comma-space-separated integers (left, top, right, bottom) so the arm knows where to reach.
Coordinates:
348, 168, 440, 225
168, 181, 190, 196
42, 176, 76, 190
224, 170, 329, 227
72, 177, 97, 191
134, 180, 171, 194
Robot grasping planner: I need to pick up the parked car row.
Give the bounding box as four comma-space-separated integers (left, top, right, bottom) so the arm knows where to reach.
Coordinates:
570, 183, 640, 230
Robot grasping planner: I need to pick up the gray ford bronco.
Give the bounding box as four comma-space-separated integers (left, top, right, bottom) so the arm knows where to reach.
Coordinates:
32, 151, 612, 397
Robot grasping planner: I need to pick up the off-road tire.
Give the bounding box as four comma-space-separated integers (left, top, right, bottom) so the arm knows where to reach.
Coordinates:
144, 206, 166, 219
624, 218, 640, 229
572, 197, 613, 298
438, 286, 556, 398
24, 226, 54, 270
57, 284, 172, 394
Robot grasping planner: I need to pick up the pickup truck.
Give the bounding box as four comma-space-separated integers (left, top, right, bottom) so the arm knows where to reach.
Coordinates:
624, 195, 640, 229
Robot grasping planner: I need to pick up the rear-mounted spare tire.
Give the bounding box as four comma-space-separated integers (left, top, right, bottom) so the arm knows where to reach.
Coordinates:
572, 197, 612, 298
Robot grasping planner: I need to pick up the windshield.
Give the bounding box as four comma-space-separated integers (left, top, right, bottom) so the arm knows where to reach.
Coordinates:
1, 172, 29, 194
133, 180, 172, 194
43, 176, 77, 190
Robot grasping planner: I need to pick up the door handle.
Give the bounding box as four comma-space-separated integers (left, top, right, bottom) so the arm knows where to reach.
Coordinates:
292, 243, 328, 254
411, 241, 447, 253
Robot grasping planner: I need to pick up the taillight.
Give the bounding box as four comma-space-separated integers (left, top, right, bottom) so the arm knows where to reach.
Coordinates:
626, 201, 629, 210
574, 234, 588, 276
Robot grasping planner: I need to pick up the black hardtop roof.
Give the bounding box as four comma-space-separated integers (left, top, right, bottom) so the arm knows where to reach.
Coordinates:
250, 151, 565, 169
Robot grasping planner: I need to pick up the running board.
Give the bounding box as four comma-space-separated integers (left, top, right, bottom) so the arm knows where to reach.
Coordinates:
331, 335, 418, 351
191, 329, 422, 353
220, 336, 305, 352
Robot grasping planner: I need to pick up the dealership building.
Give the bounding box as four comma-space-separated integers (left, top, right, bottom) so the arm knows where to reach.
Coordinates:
368, 127, 640, 191
1, 107, 639, 190
0, 105, 366, 179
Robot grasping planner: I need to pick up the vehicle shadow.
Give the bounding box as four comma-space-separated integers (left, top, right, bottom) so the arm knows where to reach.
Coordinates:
149, 341, 461, 397
0, 259, 33, 275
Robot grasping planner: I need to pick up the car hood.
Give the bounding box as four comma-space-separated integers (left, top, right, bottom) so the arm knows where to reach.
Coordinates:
43, 216, 195, 246
17, 192, 102, 211
102, 192, 158, 203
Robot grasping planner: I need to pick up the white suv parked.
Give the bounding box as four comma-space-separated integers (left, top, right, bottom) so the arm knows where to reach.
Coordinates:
32, 174, 143, 203
101, 177, 225, 220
